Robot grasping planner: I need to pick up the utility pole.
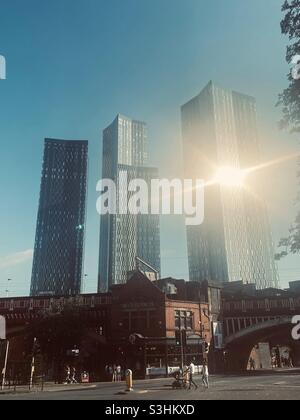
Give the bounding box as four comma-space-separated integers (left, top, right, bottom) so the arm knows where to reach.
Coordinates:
180, 329, 184, 371
176, 329, 186, 371
6, 279, 12, 298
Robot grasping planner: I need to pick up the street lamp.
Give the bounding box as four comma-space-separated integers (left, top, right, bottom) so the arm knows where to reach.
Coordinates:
82, 274, 88, 294
6, 279, 12, 298
175, 328, 187, 371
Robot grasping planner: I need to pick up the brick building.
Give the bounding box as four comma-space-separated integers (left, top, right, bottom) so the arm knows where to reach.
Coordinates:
108, 272, 221, 377
0, 272, 222, 380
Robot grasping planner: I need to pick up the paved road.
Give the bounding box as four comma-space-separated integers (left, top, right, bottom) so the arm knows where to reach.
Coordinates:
1, 373, 300, 400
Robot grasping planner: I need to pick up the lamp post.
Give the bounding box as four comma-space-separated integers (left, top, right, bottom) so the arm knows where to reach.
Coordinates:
180, 329, 185, 372
6, 279, 12, 298
176, 328, 186, 371
83, 274, 88, 294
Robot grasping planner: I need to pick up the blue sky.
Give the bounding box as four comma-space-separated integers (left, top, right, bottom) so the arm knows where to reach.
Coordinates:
0, 0, 299, 296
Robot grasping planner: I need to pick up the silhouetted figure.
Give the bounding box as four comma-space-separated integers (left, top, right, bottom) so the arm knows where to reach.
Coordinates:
202, 360, 209, 389
249, 357, 256, 371
71, 367, 77, 384
65, 366, 71, 384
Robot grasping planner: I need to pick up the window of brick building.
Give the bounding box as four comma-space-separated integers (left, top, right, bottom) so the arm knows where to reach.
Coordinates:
175, 310, 194, 330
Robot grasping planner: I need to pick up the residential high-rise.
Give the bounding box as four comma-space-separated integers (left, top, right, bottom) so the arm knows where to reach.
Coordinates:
98, 114, 161, 292
181, 81, 279, 289
31, 139, 88, 296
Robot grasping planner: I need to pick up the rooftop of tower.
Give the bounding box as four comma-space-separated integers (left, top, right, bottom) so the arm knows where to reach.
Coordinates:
181, 80, 256, 110
116, 113, 147, 125
44, 138, 88, 145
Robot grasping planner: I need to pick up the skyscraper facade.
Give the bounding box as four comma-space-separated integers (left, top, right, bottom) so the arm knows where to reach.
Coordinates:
31, 139, 88, 296
181, 81, 279, 289
98, 115, 161, 292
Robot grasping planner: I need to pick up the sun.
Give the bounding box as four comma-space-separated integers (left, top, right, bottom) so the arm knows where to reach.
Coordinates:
214, 166, 247, 188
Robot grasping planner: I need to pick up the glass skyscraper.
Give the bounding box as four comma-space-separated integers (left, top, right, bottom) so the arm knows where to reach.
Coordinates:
31, 139, 88, 296
98, 114, 161, 292
181, 81, 279, 289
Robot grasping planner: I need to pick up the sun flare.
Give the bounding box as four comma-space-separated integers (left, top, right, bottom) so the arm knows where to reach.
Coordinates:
214, 166, 247, 188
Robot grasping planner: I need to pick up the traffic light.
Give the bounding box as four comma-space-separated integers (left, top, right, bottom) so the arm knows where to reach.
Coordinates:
203, 341, 210, 354
67, 347, 80, 357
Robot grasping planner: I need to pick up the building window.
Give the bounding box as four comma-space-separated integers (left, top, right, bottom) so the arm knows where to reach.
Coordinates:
175, 310, 194, 330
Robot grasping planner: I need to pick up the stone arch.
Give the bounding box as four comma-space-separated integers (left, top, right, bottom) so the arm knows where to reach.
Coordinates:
224, 318, 295, 371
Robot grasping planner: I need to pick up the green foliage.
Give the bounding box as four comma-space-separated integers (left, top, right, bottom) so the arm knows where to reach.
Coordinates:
278, 0, 300, 132
26, 303, 89, 365
277, 1, 300, 259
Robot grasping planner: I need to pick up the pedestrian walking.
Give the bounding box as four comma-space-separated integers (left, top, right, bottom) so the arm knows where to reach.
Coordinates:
187, 361, 198, 390
249, 357, 256, 371
112, 365, 117, 382
65, 365, 71, 384
202, 360, 209, 389
71, 367, 78, 384
116, 365, 122, 382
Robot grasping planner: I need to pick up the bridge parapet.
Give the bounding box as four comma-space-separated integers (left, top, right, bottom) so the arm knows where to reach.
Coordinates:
0, 293, 112, 315
222, 296, 300, 316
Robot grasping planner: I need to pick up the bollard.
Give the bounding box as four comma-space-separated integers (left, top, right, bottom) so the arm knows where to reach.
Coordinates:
125, 369, 133, 392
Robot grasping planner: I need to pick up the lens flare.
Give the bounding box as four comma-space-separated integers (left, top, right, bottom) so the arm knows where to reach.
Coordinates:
214, 166, 247, 187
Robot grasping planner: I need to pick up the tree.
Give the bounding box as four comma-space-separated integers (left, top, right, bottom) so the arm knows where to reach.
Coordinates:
278, 0, 300, 132
25, 303, 90, 380
276, 0, 300, 259
24, 300, 108, 382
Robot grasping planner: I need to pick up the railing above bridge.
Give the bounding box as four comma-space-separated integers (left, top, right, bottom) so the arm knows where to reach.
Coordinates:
222, 290, 300, 341
0, 293, 112, 314
222, 295, 300, 316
